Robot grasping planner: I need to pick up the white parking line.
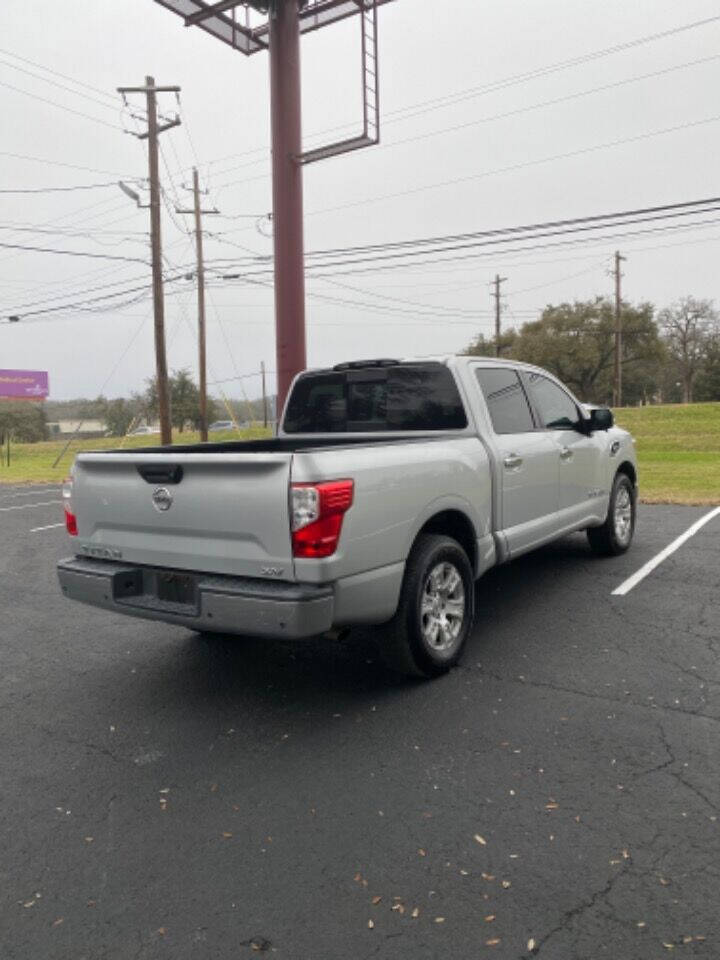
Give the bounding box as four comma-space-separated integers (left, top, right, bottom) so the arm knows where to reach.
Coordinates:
612, 506, 720, 596
0, 500, 62, 512
30, 522, 66, 533
0, 487, 62, 502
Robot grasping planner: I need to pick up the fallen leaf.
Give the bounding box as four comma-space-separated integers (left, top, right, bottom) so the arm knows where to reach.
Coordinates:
411, 907, 420, 918
459, 869, 469, 876
84, 837, 94, 843
86, 900, 96, 908
159, 788, 170, 795
545, 802, 559, 810
371, 896, 381, 905
574, 815, 581, 822
528, 938, 537, 952
52, 918, 64, 927
391, 903, 405, 914
418, 848, 426, 857
474, 834, 487, 846
485, 938, 501, 946
682, 937, 693, 945
434, 917, 445, 924
501, 880, 511, 889
484, 914, 495, 922
622, 848, 630, 859
481, 872, 495, 881
23, 901, 35, 909
156, 927, 166, 937
662, 943, 674, 951
222, 832, 233, 838
354, 873, 362, 883
695, 936, 706, 942
210, 783, 218, 793
637, 922, 646, 928
659, 877, 671, 886
367, 919, 374, 930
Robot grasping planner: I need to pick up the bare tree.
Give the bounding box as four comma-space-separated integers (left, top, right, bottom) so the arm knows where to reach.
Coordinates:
658, 297, 718, 403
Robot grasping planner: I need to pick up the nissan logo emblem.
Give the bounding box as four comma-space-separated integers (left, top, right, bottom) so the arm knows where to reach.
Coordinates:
152, 487, 173, 512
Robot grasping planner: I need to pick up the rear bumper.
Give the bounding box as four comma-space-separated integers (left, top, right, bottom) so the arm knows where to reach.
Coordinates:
57, 556, 334, 639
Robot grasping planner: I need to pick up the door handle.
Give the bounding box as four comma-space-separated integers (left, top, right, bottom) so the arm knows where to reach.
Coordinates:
503, 454, 523, 469
559, 446, 573, 461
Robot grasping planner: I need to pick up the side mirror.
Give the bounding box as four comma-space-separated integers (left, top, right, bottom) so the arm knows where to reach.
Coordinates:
587, 407, 614, 431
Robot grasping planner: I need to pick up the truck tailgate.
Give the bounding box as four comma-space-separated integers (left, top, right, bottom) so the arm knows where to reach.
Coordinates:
72, 451, 294, 579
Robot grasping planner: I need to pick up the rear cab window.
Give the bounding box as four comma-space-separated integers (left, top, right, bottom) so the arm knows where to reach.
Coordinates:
283, 362, 468, 433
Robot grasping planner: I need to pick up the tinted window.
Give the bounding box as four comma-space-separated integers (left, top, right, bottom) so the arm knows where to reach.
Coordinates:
527, 373, 579, 430
284, 363, 467, 433
476, 368, 535, 434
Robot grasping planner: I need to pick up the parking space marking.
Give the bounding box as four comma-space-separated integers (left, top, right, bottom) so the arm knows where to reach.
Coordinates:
612, 506, 720, 596
30, 522, 65, 533
0, 487, 62, 502
0, 500, 62, 512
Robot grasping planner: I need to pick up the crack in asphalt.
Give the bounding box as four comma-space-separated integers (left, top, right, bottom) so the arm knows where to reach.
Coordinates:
522, 861, 632, 958
468, 668, 720, 725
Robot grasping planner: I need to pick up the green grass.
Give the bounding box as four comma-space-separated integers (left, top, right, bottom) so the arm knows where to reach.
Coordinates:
2, 406, 718, 505
614, 402, 720, 505
0, 427, 271, 485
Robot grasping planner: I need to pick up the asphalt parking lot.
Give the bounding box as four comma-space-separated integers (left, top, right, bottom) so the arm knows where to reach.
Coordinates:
1, 486, 718, 960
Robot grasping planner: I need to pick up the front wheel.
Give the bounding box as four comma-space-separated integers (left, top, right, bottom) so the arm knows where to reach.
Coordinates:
379, 533, 474, 678
587, 472, 636, 556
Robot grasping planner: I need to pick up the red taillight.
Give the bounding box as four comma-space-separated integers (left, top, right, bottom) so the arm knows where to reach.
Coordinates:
63, 475, 78, 536
291, 479, 354, 558
64, 508, 78, 536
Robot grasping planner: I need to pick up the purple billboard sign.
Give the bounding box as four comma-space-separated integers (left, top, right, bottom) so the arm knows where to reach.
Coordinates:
0, 369, 49, 400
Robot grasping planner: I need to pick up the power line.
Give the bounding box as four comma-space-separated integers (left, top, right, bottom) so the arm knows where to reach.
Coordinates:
0, 149, 135, 177
194, 12, 720, 179
0, 46, 127, 108
0, 180, 130, 195
0, 78, 122, 130
0, 241, 149, 263
0, 56, 127, 114
307, 115, 720, 218
199, 51, 720, 184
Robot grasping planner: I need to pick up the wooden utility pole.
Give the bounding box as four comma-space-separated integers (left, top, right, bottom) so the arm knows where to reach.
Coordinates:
117, 77, 180, 446
612, 250, 627, 408
176, 167, 219, 442
491, 274, 507, 357
261, 361, 268, 428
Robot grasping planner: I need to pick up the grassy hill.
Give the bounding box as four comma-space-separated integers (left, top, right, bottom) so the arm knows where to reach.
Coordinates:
1, 405, 718, 505
614, 402, 720, 505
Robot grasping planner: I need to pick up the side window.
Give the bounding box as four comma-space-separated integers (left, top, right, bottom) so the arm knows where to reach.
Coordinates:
475, 368, 535, 434
527, 374, 579, 430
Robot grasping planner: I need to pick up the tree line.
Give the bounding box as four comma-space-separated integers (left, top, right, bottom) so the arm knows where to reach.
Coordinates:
464, 295, 720, 405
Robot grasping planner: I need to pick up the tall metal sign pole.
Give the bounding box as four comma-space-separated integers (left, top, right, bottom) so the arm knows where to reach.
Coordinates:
268, 1, 306, 410
152, 0, 394, 413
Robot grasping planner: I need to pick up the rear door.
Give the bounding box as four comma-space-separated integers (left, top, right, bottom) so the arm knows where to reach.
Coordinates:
72, 451, 295, 579
474, 366, 560, 555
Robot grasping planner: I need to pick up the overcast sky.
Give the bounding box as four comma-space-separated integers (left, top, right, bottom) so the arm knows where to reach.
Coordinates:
1, 0, 719, 400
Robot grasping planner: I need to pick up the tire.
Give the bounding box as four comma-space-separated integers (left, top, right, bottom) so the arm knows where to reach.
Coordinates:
587, 471, 636, 556
379, 533, 475, 679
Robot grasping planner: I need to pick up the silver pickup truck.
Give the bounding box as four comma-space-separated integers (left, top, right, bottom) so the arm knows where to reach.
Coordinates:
57, 356, 637, 677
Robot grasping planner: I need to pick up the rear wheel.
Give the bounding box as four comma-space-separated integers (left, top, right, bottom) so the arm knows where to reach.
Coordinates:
379, 533, 474, 678
587, 472, 636, 556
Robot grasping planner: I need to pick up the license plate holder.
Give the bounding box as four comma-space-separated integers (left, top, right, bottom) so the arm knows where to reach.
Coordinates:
156, 570, 197, 607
